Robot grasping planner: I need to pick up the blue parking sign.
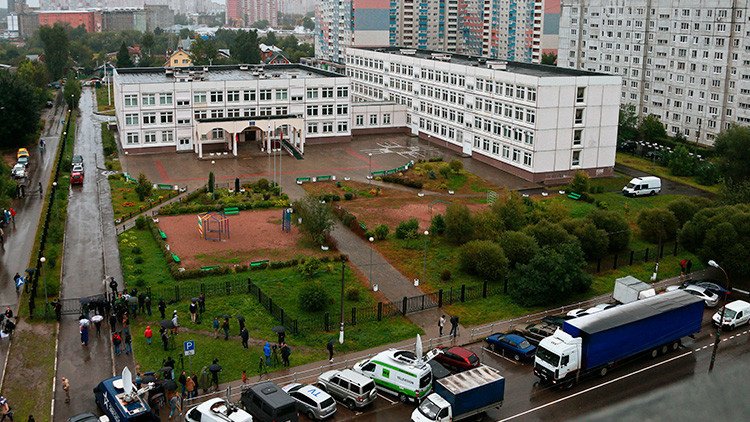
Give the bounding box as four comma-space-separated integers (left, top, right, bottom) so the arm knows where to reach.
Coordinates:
184, 340, 195, 356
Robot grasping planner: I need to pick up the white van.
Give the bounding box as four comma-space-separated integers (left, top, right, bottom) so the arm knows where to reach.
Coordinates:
622, 176, 661, 197
353, 349, 433, 403
712, 300, 750, 330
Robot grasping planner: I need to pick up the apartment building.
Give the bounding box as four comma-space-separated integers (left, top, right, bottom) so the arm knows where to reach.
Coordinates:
558, 0, 750, 145
345, 47, 620, 183
112, 64, 404, 157
315, 0, 390, 63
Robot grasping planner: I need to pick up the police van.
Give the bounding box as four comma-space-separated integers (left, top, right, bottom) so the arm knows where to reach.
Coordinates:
93, 372, 159, 422
352, 349, 433, 403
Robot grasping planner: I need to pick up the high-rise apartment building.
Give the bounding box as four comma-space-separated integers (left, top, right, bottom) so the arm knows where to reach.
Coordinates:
559, 0, 750, 145
315, 0, 390, 63
245, 0, 279, 28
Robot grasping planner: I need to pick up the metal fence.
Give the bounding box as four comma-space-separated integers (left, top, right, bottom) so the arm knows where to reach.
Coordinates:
59, 293, 107, 316
147, 277, 250, 304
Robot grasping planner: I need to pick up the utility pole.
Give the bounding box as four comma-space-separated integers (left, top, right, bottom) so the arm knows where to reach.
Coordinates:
339, 257, 346, 344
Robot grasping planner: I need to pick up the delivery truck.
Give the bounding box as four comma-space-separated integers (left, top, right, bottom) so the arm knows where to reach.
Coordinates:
411, 365, 504, 422
534, 290, 704, 388
613, 276, 656, 304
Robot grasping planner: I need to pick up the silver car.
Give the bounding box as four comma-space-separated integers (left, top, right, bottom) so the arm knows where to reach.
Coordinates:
282, 383, 337, 420
317, 369, 377, 410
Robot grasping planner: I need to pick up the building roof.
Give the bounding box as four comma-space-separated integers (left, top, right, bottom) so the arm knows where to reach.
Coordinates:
260, 43, 283, 53
178, 38, 195, 51
263, 52, 291, 65
355, 46, 608, 78
114, 64, 344, 84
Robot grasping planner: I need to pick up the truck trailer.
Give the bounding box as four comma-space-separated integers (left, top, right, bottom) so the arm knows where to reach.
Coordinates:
411, 365, 505, 422
534, 290, 704, 387
613, 275, 656, 304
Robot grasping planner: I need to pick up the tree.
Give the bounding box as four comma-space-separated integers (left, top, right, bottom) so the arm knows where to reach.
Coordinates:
208, 171, 215, 193
695, 162, 720, 186
135, 173, 153, 201
667, 197, 713, 228
589, 210, 631, 252
190, 37, 219, 65
63, 71, 81, 109
0, 71, 42, 148
17, 60, 49, 89
444, 204, 474, 244
38, 23, 69, 80
524, 221, 576, 249
178, 27, 193, 39
303, 16, 315, 31
713, 125, 750, 186
618, 104, 638, 143
541, 52, 557, 65
509, 242, 592, 307
499, 231, 539, 268
638, 114, 667, 142
232, 30, 261, 64
116, 43, 133, 68
295, 195, 335, 245
491, 191, 529, 231
459, 240, 509, 281
569, 171, 590, 194
562, 219, 609, 260
251, 20, 270, 30
471, 210, 502, 242
637, 208, 679, 243
668, 145, 698, 176
395, 218, 419, 239
429, 214, 446, 235
141, 32, 155, 55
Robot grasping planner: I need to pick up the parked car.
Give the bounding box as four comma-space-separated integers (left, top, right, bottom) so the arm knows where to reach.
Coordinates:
317, 369, 377, 410
72, 163, 84, 173
186, 398, 253, 422
541, 315, 574, 327
426, 359, 452, 381
70, 170, 84, 185
684, 280, 731, 299
11, 163, 26, 179
433, 346, 480, 372
519, 322, 557, 346
282, 383, 337, 420
667, 284, 720, 307
713, 300, 750, 330
16, 148, 29, 159
17, 156, 29, 167
566, 308, 588, 318
72, 155, 84, 168
240, 381, 298, 422
485, 333, 536, 361
586, 303, 618, 314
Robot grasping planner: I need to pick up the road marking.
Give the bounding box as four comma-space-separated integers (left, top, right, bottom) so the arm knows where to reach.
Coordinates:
498, 351, 693, 422
377, 393, 397, 404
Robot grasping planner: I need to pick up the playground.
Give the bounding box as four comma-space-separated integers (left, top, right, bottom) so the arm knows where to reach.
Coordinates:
157, 208, 331, 268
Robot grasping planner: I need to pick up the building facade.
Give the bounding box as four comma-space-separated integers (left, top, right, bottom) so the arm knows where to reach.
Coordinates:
112, 64, 404, 157
244, 0, 279, 28
37, 10, 102, 32
346, 47, 620, 182
315, 0, 390, 63
558, 0, 750, 145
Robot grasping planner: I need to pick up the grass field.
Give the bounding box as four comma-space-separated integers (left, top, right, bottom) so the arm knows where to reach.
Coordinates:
109, 176, 175, 221
95, 85, 114, 114
616, 153, 720, 194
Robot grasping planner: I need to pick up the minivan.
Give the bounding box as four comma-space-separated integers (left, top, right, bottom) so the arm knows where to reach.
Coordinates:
713, 300, 750, 330
622, 176, 661, 197
240, 381, 298, 422
317, 369, 377, 410
353, 349, 433, 403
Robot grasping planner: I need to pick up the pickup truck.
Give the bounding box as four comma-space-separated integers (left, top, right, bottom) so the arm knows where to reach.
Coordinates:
411, 365, 504, 422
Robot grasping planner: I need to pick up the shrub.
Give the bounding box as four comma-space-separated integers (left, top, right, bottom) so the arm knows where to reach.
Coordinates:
444, 204, 473, 244
695, 162, 720, 186
439, 166, 451, 179
374, 224, 389, 240
668, 145, 698, 176
135, 173, 152, 201
298, 282, 329, 312
524, 221, 576, 249
395, 218, 420, 239
430, 214, 446, 235
589, 210, 631, 252
382, 175, 423, 189
134, 215, 148, 230
346, 287, 361, 302
449, 159, 463, 173
667, 197, 713, 228
208, 171, 215, 193
131, 246, 142, 255
459, 240, 509, 281
562, 219, 610, 260
499, 231, 539, 268
341, 211, 357, 228
133, 256, 144, 264
569, 171, 590, 194
298, 257, 322, 277
344, 192, 354, 200
440, 270, 452, 281
637, 208, 679, 243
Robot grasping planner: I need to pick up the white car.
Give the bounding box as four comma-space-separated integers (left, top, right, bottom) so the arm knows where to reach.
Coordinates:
11, 163, 26, 179
185, 398, 252, 422
72, 163, 84, 173
566, 308, 588, 318
282, 383, 337, 420
585, 303, 618, 314
681, 285, 720, 307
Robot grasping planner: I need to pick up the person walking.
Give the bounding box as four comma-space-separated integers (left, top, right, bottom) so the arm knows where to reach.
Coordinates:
112, 331, 122, 355
281, 343, 291, 367
439, 315, 446, 337
212, 317, 220, 338
109, 313, 117, 333
144, 295, 151, 316
80, 319, 90, 346
263, 341, 272, 366
449, 316, 459, 338
221, 318, 230, 340
185, 375, 196, 399
240, 327, 249, 349
209, 358, 221, 391
61, 377, 70, 404
109, 277, 118, 296
178, 371, 187, 398
93, 316, 102, 337
0, 396, 12, 421
168, 392, 181, 420
327, 339, 334, 363
277, 330, 285, 345
144, 325, 153, 344
12, 274, 21, 295
123, 331, 132, 355
171, 311, 179, 335
189, 301, 197, 323
158, 299, 166, 319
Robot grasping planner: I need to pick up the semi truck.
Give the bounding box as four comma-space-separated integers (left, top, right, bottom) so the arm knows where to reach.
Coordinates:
411, 365, 505, 422
534, 290, 704, 387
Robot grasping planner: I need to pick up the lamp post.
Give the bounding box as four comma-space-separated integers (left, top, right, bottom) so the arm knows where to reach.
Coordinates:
427, 135, 431, 159
339, 256, 346, 344
368, 153, 372, 184
422, 230, 430, 285
708, 260, 730, 372
40, 256, 48, 316
368, 237, 375, 291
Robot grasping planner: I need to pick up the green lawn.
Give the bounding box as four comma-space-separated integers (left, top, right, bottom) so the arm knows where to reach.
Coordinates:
616, 153, 720, 194
109, 176, 175, 221
536, 192, 688, 226
119, 228, 172, 290
95, 85, 115, 114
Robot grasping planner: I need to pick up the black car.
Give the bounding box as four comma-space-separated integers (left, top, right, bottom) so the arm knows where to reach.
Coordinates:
67, 413, 99, 422
519, 322, 557, 346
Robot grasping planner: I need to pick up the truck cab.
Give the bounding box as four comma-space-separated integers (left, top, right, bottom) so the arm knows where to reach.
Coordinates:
412, 393, 452, 422
534, 330, 582, 385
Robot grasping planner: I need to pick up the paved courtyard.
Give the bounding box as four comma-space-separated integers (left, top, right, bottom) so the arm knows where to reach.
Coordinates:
119, 134, 537, 194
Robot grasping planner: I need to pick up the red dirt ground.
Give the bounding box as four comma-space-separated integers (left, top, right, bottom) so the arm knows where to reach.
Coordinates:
345, 197, 486, 230
158, 209, 315, 268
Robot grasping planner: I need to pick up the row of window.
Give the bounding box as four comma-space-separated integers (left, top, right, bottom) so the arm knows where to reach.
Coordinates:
419, 85, 465, 106
388, 77, 414, 94
472, 135, 534, 167
124, 112, 173, 125
125, 130, 174, 145
124, 93, 173, 107
473, 79, 537, 103
193, 106, 289, 120
473, 116, 535, 146
473, 98, 537, 124
347, 69, 384, 85
306, 121, 349, 134
418, 118, 462, 144
346, 55, 384, 71
419, 69, 466, 88
418, 102, 465, 124
354, 114, 392, 126
352, 83, 385, 100
123, 87, 349, 108
306, 104, 348, 117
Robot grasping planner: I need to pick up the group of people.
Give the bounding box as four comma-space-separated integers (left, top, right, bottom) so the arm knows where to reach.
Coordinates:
0, 207, 17, 248
0, 308, 16, 339
438, 314, 460, 338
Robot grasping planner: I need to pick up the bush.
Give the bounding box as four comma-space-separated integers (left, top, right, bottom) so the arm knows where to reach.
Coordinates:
569, 171, 590, 194
499, 231, 540, 268
667, 197, 713, 228
298, 257, 322, 277
208, 171, 215, 193
135, 173, 152, 201
374, 224, 389, 240
459, 240, 509, 281
695, 162, 720, 186
637, 208, 679, 243
135, 215, 148, 230
562, 219, 609, 260
440, 270, 452, 281
344, 192, 354, 200
444, 204, 473, 244
395, 218, 420, 239
589, 210, 631, 252
298, 282, 329, 312
449, 160, 463, 173
439, 166, 451, 179
382, 175, 423, 189
346, 287, 361, 302
133, 256, 144, 264
131, 246, 142, 255
430, 214, 446, 235
668, 145, 698, 177
524, 221, 576, 249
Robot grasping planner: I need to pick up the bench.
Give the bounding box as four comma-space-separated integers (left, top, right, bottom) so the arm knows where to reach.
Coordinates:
159, 230, 167, 240
296, 177, 311, 185
567, 192, 582, 200
250, 260, 269, 268
316, 175, 332, 182
224, 207, 240, 215
201, 266, 220, 271
156, 183, 175, 190
359, 222, 367, 231
171, 253, 181, 263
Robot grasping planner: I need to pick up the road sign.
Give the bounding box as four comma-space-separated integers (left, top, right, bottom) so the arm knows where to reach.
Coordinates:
184, 340, 195, 356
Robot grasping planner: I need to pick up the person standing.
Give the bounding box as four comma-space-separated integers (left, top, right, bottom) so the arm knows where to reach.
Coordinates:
178, 371, 187, 398
8, 208, 14, 225
171, 311, 179, 335
186, 376, 196, 399
158, 299, 166, 319
0, 396, 12, 421
263, 341, 272, 366
0, 227, 4, 249
240, 327, 249, 349
679, 258, 688, 280
161, 328, 169, 351
213, 317, 220, 338
449, 316, 459, 338
144, 295, 152, 316
61, 377, 70, 404
209, 358, 221, 391
189, 301, 197, 323
281, 343, 291, 367
93, 316, 102, 337
198, 293, 206, 314
109, 277, 118, 296
144, 325, 153, 344
221, 318, 230, 340
686, 259, 693, 275
112, 331, 122, 355
241, 370, 248, 384
38, 182, 43, 199
327, 339, 334, 363
277, 330, 285, 345
439, 315, 446, 337
80, 320, 89, 346
124, 331, 132, 355
109, 313, 117, 333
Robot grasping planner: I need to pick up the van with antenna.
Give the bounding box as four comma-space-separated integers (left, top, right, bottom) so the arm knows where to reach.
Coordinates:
353, 348, 435, 403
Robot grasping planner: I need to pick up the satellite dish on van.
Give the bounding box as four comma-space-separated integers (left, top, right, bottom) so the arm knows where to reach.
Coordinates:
122, 367, 133, 395
415, 334, 423, 364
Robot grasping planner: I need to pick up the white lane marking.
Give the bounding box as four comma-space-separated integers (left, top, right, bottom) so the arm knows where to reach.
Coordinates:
695, 348, 701, 352
498, 351, 693, 422
377, 393, 397, 404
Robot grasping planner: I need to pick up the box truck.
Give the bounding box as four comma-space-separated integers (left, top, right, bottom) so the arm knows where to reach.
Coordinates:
613, 276, 656, 304
534, 290, 704, 388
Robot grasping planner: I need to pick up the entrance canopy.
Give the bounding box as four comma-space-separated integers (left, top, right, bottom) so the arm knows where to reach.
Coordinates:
194, 115, 305, 158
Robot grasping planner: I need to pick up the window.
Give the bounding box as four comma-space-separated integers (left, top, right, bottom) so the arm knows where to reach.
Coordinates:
194, 110, 207, 120
227, 108, 241, 117
523, 152, 532, 166
210, 91, 223, 103
160, 112, 174, 124
572, 151, 581, 166
306, 88, 318, 99
126, 133, 139, 144
355, 115, 364, 126
142, 94, 156, 106
322, 122, 333, 133
124, 94, 138, 107
125, 113, 138, 126
573, 129, 583, 145
144, 132, 157, 143
512, 148, 520, 162
337, 121, 348, 132
321, 104, 334, 116
275, 106, 288, 115
307, 123, 318, 134
244, 90, 256, 101
243, 107, 256, 117
177, 118, 190, 125
574, 109, 584, 124
337, 86, 349, 98
337, 105, 348, 115
142, 113, 156, 124
370, 114, 378, 125
276, 89, 288, 100
194, 92, 207, 103
502, 145, 510, 159
383, 113, 391, 125
210, 109, 223, 119
227, 90, 240, 102
576, 87, 586, 103
259, 107, 272, 116
306, 105, 318, 116
176, 99, 189, 106
259, 89, 272, 101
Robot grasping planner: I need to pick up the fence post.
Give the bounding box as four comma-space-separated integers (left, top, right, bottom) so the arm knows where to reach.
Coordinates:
438, 289, 443, 308
482, 280, 488, 298
377, 302, 382, 321
629, 250, 635, 266
351, 307, 357, 326
402, 297, 408, 315
324, 312, 330, 331
460, 284, 466, 303
421, 295, 425, 311
673, 242, 678, 256
644, 248, 649, 262
613, 254, 618, 270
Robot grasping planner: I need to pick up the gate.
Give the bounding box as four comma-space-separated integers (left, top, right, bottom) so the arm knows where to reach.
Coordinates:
402, 291, 440, 314
60, 294, 108, 315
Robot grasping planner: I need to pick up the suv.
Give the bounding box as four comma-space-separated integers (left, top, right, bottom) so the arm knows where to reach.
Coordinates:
318, 369, 377, 410
186, 398, 252, 422
240, 381, 298, 422
282, 383, 337, 420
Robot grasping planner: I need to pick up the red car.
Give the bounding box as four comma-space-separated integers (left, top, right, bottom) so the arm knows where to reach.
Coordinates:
433, 346, 480, 372
70, 171, 84, 185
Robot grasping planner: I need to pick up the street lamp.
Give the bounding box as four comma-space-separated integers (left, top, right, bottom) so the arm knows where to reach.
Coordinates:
368, 237, 377, 291
40, 256, 48, 316
422, 230, 430, 286
708, 260, 730, 372
368, 153, 372, 185
339, 256, 346, 344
